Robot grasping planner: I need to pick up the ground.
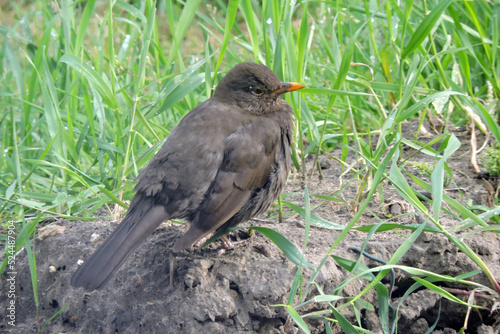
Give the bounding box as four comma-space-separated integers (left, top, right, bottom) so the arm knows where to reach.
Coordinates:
1, 119, 499, 333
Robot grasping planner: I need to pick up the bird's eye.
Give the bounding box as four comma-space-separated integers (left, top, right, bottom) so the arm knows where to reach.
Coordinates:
251, 87, 264, 96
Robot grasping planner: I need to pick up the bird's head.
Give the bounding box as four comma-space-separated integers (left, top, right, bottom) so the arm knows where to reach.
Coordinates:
213, 63, 305, 114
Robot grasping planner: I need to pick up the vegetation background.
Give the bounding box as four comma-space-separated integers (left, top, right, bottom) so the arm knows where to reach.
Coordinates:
1, 0, 499, 332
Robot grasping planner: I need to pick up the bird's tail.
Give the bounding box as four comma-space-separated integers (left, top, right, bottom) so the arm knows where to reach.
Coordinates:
71, 204, 169, 291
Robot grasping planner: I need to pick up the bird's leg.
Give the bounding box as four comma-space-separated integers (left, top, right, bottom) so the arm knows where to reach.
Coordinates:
169, 250, 176, 288
220, 232, 253, 249
220, 235, 234, 249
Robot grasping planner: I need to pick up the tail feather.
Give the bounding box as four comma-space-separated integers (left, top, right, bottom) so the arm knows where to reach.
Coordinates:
71, 205, 169, 291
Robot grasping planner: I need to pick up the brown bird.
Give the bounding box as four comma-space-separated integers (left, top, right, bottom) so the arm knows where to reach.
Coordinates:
71, 62, 305, 291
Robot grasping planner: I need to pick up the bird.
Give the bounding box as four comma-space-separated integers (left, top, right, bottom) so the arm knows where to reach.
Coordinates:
71, 62, 305, 291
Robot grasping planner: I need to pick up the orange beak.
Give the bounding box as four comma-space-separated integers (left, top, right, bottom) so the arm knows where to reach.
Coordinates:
273, 82, 306, 95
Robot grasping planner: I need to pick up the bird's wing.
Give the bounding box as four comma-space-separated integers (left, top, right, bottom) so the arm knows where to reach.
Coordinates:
132, 101, 237, 215
172, 119, 280, 251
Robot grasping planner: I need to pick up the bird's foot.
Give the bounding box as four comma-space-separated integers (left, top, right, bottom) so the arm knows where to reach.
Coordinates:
220, 235, 252, 250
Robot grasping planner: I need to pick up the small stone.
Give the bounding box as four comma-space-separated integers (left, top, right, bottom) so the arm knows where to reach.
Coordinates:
38, 225, 66, 240
408, 318, 429, 334
77, 259, 84, 266
254, 244, 272, 257
389, 203, 402, 215
318, 155, 332, 170
49, 266, 57, 273
135, 275, 142, 287
90, 233, 101, 243
477, 324, 495, 334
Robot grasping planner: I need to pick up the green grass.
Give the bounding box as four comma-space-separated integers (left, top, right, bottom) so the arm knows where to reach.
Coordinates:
482, 142, 500, 176
1, 0, 500, 332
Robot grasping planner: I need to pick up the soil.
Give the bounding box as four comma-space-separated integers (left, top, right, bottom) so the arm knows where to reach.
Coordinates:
1, 119, 499, 334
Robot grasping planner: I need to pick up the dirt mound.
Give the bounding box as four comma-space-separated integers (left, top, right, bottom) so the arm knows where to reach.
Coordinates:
2, 216, 499, 333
